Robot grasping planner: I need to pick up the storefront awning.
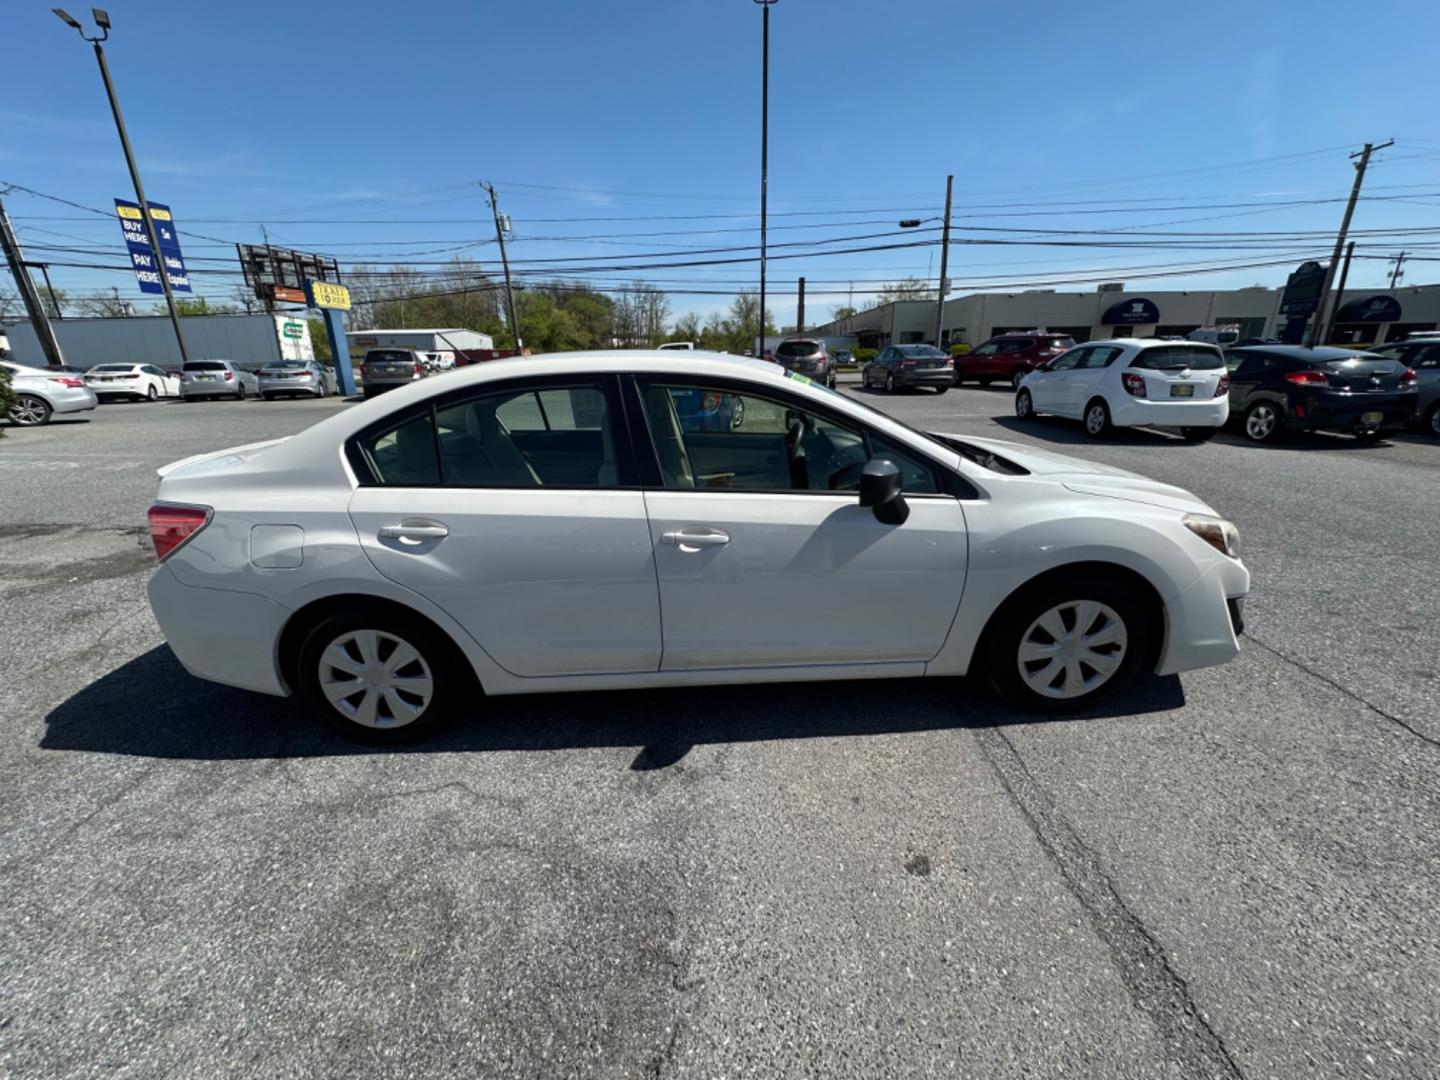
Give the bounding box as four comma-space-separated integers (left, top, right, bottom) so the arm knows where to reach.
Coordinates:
1334, 295, 1402, 322
1102, 298, 1160, 324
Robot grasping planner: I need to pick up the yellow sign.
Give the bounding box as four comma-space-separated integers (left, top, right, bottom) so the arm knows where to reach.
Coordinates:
116, 204, 143, 220
149, 206, 173, 222
309, 281, 351, 310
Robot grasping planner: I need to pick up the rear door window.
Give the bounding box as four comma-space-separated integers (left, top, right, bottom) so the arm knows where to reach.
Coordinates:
436, 382, 615, 488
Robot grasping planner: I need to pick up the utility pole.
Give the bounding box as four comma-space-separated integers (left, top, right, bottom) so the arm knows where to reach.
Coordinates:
1331, 241, 1356, 341
755, 0, 777, 355
1388, 251, 1408, 289
0, 195, 67, 367
31, 262, 63, 319
481, 182, 522, 349
796, 276, 805, 334
54, 10, 192, 365
934, 174, 954, 348
1309, 140, 1392, 347
260, 224, 274, 313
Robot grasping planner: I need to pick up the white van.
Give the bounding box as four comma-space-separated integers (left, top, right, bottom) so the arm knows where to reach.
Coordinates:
1187, 325, 1241, 347
658, 341, 696, 351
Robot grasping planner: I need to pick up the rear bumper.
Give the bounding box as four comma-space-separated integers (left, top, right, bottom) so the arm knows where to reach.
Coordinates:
147, 565, 290, 696
1292, 394, 1416, 431
180, 382, 242, 397
898, 370, 953, 387
50, 388, 99, 413
1110, 396, 1229, 428
1155, 554, 1249, 676
259, 379, 320, 396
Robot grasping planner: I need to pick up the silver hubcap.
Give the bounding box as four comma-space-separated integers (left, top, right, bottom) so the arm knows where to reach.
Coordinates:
318, 629, 434, 729
1018, 600, 1128, 700
10, 397, 47, 424
886, 374, 894, 390
1086, 406, 1106, 434
1246, 406, 1276, 440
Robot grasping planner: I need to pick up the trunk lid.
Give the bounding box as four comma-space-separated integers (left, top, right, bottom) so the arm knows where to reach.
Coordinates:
1317, 356, 1410, 392
157, 438, 289, 480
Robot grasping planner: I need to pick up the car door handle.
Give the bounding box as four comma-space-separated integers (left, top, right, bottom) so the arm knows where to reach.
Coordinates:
379, 519, 449, 543
662, 528, 730, 551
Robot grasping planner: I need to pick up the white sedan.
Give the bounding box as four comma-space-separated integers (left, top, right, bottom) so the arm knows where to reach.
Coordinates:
145, 352, 1249, 741
1015, 339, 1230, 441
85, 362, 181, 402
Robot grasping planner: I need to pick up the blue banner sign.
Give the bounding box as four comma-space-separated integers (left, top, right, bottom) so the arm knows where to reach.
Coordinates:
114, 198, 192, 293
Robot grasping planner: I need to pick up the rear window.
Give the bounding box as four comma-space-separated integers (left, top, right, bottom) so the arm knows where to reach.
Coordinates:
365, 350, 414, 363
91, 364, 136, 372
897, 345, 945, 358
776, 341, 820, 357
264, 361, 307, 370
183, 361, 227, 372
1129, 345, 1223, 371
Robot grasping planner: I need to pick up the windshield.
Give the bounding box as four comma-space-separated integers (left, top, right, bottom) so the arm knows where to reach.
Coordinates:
90, 364, 136, 372
183, 361, 227, 371
1129, 345, 1224, 371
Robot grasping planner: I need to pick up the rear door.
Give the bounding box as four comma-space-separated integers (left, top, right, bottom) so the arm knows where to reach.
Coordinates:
632, 376, 967, 669
1062, 344, 1124, 413
346, 375, 662, 677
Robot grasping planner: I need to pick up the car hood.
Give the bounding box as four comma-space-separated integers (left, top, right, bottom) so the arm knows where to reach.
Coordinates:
157, 437, 289, 480
932, 433, 1217, 515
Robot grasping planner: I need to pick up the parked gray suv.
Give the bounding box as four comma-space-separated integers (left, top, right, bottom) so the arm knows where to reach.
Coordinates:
1365, 338, 1440, 438
359, 349, 426, 398
773, 338, 836, 388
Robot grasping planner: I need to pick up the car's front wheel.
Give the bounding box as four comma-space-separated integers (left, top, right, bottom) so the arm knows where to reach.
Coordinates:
985, 577, 1147, 713
8, 394, 53, 426
296, 608, 469, 743
1243, 401, 1281, 443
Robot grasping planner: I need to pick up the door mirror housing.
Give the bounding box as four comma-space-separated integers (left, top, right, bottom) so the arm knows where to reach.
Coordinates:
858, 458, 909, 525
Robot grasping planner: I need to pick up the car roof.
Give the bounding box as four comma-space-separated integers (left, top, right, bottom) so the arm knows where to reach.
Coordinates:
1227, 345, 1378, 361
1122, 338, 1219, 350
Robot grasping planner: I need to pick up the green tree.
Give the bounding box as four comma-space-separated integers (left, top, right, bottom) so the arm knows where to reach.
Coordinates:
829, 304, 858, 321
669, 312, 703, 343
875, 278, 935, 304
307, 319, 332, 362
150, 296, 238, 316
0, 364, 15, 436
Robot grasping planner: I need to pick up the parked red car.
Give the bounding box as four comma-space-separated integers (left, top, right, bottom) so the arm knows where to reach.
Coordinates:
954, 332, 1076, 389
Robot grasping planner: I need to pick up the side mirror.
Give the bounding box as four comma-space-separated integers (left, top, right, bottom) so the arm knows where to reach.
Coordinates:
858, 458, 909, 525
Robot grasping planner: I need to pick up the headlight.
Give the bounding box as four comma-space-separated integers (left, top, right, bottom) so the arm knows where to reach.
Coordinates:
1183, 514, 1241, 559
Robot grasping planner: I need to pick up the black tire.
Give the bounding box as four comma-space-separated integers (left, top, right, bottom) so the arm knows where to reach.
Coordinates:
977, 378, 992, 387
262, 393, 274, 402
933, 385, 948, 395
1243, 400, 1282, 443
236, 383, 247, 401
146, 384, 158, 401
1015, 388, 1035, 420
1355, 429, 1383, 443
984, 575, 1148, 713
1181, 427, 1217, 443
885, 372, 895, 393
8, 393, 53, 426
1425, 402, 1440, 440
1083, 398, 1113, 439
295, 606, 472, 744
1011, 369, 1026, 390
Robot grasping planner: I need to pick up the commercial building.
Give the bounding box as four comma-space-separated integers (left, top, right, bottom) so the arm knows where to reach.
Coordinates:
810, 283, 1440, 350
1, 313, 314, 370
346, 328, 494, 356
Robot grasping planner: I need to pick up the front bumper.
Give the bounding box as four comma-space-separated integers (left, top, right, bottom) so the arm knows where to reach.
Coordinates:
147, 565, 290, 695
1154, 553, 1249, 676
1109, 396, 1230, 428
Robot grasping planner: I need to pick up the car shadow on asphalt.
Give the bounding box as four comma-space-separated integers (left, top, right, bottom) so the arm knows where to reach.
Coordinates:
42, 644, 1186, 769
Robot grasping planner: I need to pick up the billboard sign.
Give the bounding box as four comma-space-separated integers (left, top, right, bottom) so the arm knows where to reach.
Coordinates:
114, 199, 191, 293
1279, 260, 1327, 317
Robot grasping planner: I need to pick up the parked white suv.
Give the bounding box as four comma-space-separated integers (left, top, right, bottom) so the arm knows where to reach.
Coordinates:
1015, 339, 1229, 441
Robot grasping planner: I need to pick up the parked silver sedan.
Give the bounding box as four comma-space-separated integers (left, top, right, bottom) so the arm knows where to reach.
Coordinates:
178, 359, 259, 401
258, 359, 337, 400
2, 360, 99, 425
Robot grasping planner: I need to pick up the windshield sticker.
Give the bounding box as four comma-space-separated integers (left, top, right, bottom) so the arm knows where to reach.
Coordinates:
787, 371, 813, 386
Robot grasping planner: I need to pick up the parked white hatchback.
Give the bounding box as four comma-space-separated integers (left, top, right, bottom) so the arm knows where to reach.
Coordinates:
145, 352, 1248, 741
1015, 339, 1230, 441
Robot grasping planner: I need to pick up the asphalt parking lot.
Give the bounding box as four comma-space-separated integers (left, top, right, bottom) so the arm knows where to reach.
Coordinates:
2, 385, 1438, 1079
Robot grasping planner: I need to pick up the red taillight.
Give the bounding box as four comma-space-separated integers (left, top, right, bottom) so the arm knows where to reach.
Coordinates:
147, 504, 210, 561
1284, 370, 1329, 387
223, 371, 234, 381
1400, 367, 1418, 386
414, 363, 422, 375
1122, 372, 1147, 397
943, 357, 953, 366
1214, 373, 1230, 397
49, 377, 86, 388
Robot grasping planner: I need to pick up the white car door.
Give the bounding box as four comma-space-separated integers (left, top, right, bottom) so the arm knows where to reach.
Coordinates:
1028, 347, 1085, 412
633, 377, 968, 669
346, 376, 663, 677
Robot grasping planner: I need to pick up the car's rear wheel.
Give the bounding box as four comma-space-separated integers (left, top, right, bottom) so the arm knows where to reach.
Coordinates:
1425, 402, 1440, 440
1015, 388, 1035, 419
296, 608, 469, 743
933, 385, 948, 395
236, 384, 247, 401
1084, 399, 1112, 439
885, 372, 895, 393
8, 394, 52, 426
977, 378, 992, 387
985, 577, 1146, 713
146, 384, 158, 401
1181, 426, 1217, 442
1243, 401, 1281, 442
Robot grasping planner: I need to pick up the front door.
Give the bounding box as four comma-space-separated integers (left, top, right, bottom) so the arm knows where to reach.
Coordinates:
346, 377, 662, 677
1027, 346, 1085, 411
633, 378, 968, 669
1058, 343, 1123, 415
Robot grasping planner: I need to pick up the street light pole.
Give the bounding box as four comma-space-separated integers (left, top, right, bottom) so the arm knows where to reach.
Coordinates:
755, 0, 777, 356
54, 8, 191, 365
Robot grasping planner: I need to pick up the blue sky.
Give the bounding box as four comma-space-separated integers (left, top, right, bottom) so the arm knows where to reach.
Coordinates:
5, 0, 1440, 327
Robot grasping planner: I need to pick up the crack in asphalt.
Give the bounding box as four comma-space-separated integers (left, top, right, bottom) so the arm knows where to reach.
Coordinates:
1245, 633, 1440, 750
974, 725, 1246, 1080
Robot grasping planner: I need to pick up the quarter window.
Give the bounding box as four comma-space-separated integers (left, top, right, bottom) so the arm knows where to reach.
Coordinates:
358, 412, 442, 487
